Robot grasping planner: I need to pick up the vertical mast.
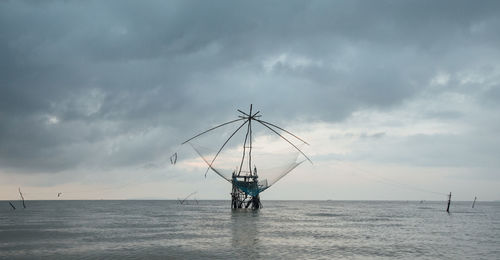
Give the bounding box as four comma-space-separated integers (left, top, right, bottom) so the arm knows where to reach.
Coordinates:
248, 104, 253, 176
238, 104, 253, 176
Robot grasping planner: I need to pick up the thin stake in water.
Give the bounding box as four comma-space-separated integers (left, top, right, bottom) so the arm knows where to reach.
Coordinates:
446, 192, 451, 213
18, 187, 26, 208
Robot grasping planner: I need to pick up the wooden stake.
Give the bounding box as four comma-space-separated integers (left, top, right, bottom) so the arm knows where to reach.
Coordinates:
178, 191, 197, 205
446, 192, 451, 213
18, 187, 26, 208
472, 196, 477, 208
9, 202, 16, 210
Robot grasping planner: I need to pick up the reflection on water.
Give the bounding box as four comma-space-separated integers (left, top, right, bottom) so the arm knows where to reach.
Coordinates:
231, 209, 260, 258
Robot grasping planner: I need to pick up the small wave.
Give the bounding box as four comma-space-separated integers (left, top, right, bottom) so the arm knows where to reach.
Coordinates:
306, 213, 346, 217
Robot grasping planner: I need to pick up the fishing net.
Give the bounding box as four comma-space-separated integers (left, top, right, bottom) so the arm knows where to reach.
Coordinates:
185, 119, 306, 195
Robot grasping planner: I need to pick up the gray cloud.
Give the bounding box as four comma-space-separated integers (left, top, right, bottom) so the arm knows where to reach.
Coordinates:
1, 0, 500, 175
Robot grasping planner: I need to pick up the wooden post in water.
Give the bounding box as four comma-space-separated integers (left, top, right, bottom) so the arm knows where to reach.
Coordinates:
9, 202, 16, 210
446, 192, 451, 213
472, 196, 477, 208
18, 187, 26, 208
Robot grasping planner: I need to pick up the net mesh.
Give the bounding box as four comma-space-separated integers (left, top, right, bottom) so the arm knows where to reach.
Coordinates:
186, 121, 306, 195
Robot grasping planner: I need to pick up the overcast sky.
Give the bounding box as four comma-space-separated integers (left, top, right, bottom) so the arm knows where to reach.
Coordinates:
1, 0, 500, 201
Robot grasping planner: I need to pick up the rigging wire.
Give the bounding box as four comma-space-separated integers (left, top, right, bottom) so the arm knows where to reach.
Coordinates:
255, 119, 310, 145
332, 159, 448, 197
255, 120, 313, 164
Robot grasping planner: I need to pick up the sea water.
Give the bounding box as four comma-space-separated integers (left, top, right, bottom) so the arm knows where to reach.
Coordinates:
1, 200, 499, 259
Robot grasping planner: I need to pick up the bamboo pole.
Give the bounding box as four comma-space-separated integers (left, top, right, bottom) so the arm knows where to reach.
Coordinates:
182, 118, 245, 144
256, 120, 313, 164
204, 119, 249, 177
446, 192, 451, 213
255, 119, 310, 145
18, 188, 26, 208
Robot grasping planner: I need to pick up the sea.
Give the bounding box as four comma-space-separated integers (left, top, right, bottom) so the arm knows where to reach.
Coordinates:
1, 200, 499, 259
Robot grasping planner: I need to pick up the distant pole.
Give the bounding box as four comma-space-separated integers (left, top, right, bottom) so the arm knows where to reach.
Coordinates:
18, 187, 26, 208
9, 202, 16, 210
472, 196, 477, 208
446, 192, 451, 213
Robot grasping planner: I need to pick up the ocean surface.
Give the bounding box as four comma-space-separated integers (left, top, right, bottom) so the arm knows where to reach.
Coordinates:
1, 200, 499, 259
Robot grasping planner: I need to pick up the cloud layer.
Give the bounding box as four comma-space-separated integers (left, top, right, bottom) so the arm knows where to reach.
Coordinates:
1, 1, 500, 199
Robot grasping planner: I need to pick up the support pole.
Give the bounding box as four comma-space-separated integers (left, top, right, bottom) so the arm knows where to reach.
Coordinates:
205, 120, 249, 177
248, 104, 253, 176
446, 192, 451, 213
472, 196, 477, 208
18, 187, 26, 209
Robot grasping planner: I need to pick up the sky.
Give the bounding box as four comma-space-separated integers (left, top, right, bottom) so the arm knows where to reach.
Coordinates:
1, 0, 500, 201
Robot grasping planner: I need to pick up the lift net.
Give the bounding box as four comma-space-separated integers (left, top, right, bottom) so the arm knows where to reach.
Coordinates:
186, 122, 306, 195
